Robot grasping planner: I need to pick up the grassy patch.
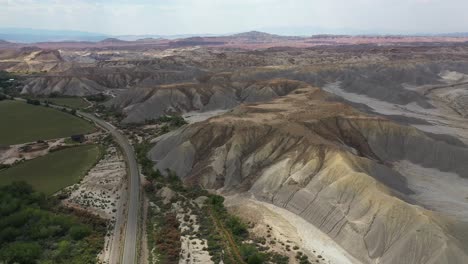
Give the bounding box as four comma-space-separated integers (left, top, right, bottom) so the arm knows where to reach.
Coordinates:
0, 100, 95, 145
44, 97, 90, 109
0, 145, 102, 195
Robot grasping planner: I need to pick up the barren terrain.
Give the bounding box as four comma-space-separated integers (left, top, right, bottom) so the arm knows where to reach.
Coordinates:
3, 32, 468, 264
61, 145, 127, 264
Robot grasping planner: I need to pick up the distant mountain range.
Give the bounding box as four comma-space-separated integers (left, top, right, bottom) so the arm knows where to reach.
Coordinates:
0, 28, 109, 43
0, 28, 225, 43
434, 32, 468, 37
1, 27, 468, 44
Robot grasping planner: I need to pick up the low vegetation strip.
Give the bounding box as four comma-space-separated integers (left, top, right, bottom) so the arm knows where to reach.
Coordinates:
0, 100, 95, 145
0, 144, 102, 195
207, 205, 246, 264
135, 119, 291, 264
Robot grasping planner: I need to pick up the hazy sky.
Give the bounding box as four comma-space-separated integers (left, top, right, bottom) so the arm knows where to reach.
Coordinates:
0, 0, 467, 35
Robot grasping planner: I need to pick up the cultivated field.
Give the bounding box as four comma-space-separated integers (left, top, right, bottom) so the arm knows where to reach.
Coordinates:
0, 100, 95, 145
0, 144, 102, 195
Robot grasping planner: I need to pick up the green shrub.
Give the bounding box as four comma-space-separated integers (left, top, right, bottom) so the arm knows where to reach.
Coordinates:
70, 225, 91, 240
240, 244, 266, 264
0, 241, 41, 264
0, 182, 104, 263
207, 194, 225, 212
226, 216, 248, 237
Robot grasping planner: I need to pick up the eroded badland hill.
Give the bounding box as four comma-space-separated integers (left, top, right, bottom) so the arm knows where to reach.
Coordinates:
2, 34, 468, 264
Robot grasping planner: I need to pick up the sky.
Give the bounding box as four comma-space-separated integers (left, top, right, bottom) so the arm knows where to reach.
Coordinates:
0, 0, 467, 36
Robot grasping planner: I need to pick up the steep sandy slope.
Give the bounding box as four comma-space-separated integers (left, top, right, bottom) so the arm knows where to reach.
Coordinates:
108, 79, 308, 123
149, 87, 468, 264
109, 61, 468, 124
21, 76, 107, 96
2, 49, 73, 73
19, 66, 203, 96
231, 61, 468, 106
3, 49, 206, 96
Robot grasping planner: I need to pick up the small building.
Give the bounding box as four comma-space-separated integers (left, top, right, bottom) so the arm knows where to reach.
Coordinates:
70, 134, 86, 143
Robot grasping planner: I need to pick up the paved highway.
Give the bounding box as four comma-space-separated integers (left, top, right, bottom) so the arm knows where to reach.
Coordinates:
78, 112, 140, 264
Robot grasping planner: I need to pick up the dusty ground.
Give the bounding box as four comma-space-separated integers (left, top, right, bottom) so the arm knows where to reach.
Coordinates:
394, 160, 468, 220
225, 194, 360, 264
0, 132, 103, 165
183, 110, 230, 124
174, 200, 213, 264
62, 146, 127, 264
323, 81, 468, 143
0, 138, 62, 165
154, 186, 212, 264
64, 146, 125, 218
140, 196, 150, 264
323, 79, 468, 221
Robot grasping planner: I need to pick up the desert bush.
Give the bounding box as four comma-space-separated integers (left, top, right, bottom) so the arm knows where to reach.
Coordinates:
240, 244, 266, 264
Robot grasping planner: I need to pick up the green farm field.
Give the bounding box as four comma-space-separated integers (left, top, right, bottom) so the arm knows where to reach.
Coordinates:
0, 100, 95, 145
0, 144, 102, 195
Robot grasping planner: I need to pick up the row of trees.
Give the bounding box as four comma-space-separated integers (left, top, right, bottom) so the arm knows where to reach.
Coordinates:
0, 71, 19, 97
25, 98, 78, 116
26, 98, 41, 105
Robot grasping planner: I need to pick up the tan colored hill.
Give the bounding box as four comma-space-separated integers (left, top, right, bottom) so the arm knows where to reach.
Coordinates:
108, 79, 309, 123
107, 60, 468, 124
21, 76, 106, 96
0, 48, 69, 73
4, 43, 468, 99
149, 86, 468, 264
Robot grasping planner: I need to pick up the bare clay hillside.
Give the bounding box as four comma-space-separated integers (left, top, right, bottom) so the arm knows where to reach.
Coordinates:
150, 86, 468, 264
